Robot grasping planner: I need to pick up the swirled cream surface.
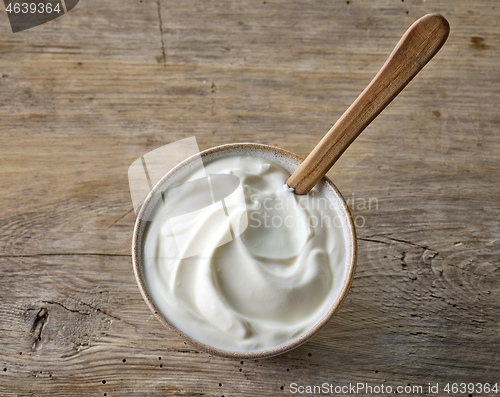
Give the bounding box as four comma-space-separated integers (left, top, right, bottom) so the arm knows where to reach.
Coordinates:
142, 156, 347, 352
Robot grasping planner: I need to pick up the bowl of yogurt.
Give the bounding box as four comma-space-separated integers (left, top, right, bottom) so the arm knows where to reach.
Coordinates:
132, 143, 357, 358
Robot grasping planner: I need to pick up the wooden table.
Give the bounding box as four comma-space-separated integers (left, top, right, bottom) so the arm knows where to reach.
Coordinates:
1, 0, 498, 395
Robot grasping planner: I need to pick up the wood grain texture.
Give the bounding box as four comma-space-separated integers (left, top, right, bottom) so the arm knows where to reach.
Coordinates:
0, 0, 499, 396
287, 14, 450, 194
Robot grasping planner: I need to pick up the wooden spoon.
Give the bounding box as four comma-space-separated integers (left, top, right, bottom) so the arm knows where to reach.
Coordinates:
286, 13, 450, 195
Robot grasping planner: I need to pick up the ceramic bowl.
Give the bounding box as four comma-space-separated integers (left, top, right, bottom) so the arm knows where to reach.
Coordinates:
132, 143, 357, 358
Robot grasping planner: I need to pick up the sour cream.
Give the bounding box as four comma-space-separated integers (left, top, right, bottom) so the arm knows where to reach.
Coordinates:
142, 156, 347, 352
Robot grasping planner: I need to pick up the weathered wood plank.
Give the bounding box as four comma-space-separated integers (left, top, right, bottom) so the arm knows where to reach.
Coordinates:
0, 0, 162, 63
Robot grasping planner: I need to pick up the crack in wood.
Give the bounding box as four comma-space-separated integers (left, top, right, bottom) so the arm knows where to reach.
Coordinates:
359, 236, 439, 257
30, 306, 49, 350
43, 300, 90, 315
359, 236, 440, 271
385, 236, 432, 251
157, 0, 166, 65
358, 237, 390, 245
400, 250, 408, 268
78, 301, 121, 321
42, 300, 121, 321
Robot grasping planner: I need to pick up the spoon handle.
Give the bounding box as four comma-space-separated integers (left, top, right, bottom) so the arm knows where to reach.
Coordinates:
286, 13, 449, 195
